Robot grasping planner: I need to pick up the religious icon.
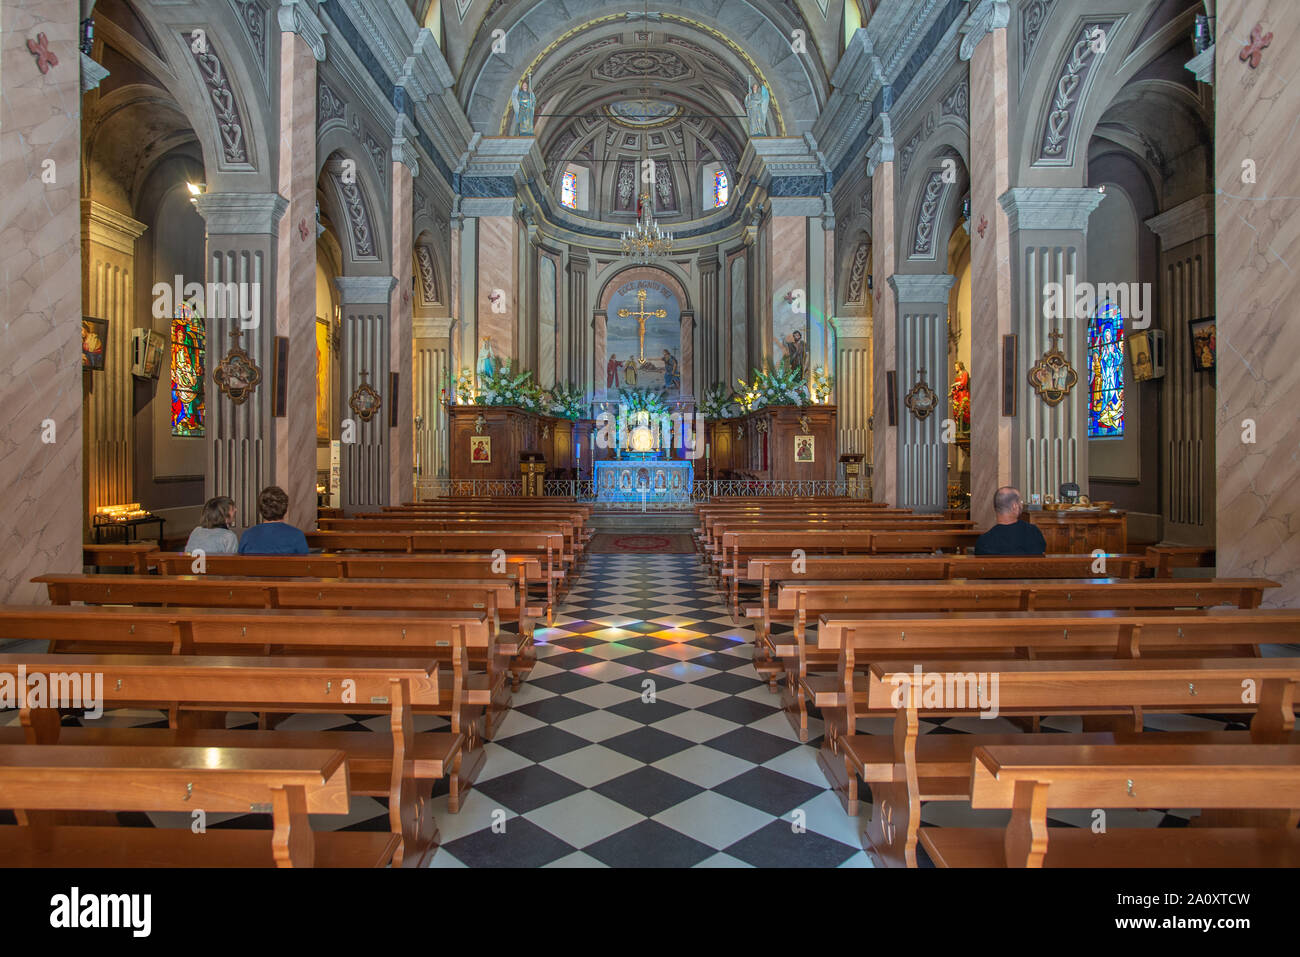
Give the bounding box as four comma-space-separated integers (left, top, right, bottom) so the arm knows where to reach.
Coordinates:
671, 470, 683, 490
1189, 317, 1216, 372
1128, 331, 1155, 382
347, 370, 382, 421
1027, 331, 1078, 406
213, 329, 263, 405
619, 469, 633, 491
781, 329, 806, 375
794, 435, 815, 463
905, 368, 939, 420
477, 336, 497, 381
744, 76, 771, 136
654, 470, 666, 490
510, 74, 535, 136
131, 328, 165, 379
617, 288, 668, 363
623, 356, 639, 387
82, 317, 108, 371
661, 349, 681, 391
636, 467, 650, 490
470, 435, 491, 463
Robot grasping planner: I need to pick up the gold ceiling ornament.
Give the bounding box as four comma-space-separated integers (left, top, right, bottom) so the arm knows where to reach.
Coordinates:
349, 370, 383, 422
904, 367, 939, 420
1027, 330, 1078, 407
212, 329, 262, 405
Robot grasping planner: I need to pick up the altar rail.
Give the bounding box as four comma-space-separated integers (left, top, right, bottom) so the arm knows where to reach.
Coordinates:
413, 478, 863, 507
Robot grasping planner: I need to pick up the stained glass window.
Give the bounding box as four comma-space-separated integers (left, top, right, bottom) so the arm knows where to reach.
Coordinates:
170, 300, 205, 437
561, 170, 578, 209
713, 168, 729, 208
1087, 301, 1124, 438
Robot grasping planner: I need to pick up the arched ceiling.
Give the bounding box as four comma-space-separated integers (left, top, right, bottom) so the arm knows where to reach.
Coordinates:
458, 1, 830, 139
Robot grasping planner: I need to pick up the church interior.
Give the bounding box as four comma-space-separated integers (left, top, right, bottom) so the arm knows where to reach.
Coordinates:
1, 0, 1299, 876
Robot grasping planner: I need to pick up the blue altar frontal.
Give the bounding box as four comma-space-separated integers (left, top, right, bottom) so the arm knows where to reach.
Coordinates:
594, 458, 693, 502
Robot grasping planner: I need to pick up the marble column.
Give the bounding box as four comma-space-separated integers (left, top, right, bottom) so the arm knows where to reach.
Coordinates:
697, 251, 720, 388
455, 217, 477, 380
768, 212, 808, 371
1000, 187, 1104, 504
809, 217, 834, 376
336, 276, 396, 510
413, 315, 452, 485
1215, 1, 1300, 607
567, 250, 590, 395
81, 201, 147, 531
891, 274, 956, 511
870, 139, 899, 505
963, 3, 1015, 529
389, 157, 415, 507
273, 3, 324, 531
832, 316, 873, 480
1, 0, 84, 602
679, 310, 695, 399
1146, 195, 1214, 546
592, 309, 608, 400
195, 193, 287, 524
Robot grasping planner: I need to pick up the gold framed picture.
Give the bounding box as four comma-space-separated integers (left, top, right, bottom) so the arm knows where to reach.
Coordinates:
794, 435, 815, 463
470, 435, 491, 463
1128, 330, 1155, 382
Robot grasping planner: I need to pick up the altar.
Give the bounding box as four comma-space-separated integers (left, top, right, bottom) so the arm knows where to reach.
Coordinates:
594, 458, 693, 503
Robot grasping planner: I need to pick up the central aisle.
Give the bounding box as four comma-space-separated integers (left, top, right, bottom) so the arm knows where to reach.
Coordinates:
431, 551, 872, 867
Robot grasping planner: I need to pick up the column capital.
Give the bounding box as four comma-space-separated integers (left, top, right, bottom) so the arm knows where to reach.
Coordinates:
81, 200, 147, 253
1144, 194, 1213, 248
335, 275, 397, 304
81, 52, 110, 92
392, 139, 421, 178
831, 315, 872, 338
413, 315, 453, 339
1185, 44, 1214, 85
998, 187, 1104, 233
959, 0, 1011, 62
194, 192, 289, 234
278, 0, 328, 62
888, 272, 956, 304
866, 133, 895, 177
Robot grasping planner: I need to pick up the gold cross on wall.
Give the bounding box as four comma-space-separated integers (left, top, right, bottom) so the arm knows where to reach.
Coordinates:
617, 288, 668, 362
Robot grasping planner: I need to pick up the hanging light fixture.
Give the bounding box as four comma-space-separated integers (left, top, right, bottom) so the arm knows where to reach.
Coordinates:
620, 0, 673, 263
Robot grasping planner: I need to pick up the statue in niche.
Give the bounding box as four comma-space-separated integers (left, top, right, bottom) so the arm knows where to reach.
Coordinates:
744, 77, 771, 136
781, 329, 806, 376
476, 336, 497, 381
510, 74, 535, 136
950, 360, 970, 434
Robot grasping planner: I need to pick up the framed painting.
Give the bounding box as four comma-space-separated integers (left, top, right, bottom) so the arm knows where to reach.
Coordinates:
82, 317, 108, 371
794, 435, 815, 463
470, 435, 491, 463
1189, 317, 1216, 372
1128, 330, 1155, 382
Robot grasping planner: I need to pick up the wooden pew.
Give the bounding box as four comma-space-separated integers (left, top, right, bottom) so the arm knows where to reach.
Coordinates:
922, 743, 1300, 867
0, 744, 397, 867
702, 517, 970, 565
34, 571, 534, 692
147, 551, 552, 626
0, 653, 449, 867
83, 543, 158, 574
321, 516, 587, 567
1147, 544, 1216, 578
0, 604, 490, 810
851, 656, 1300, 865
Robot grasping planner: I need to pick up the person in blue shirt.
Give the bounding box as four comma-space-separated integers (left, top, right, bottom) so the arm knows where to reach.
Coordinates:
238, 485, 309, 555
974, 486, 1047, 556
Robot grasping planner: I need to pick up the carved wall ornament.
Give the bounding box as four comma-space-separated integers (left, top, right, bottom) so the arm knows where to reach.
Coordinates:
474, 413, 486, 434
1027, 330, 1077, 406
229, 0, 267, 72
905, 369, 939, 420
898, 112, 936, 182
190, 43, 250, 166
415, 245, 439, 304
333, 168, 375, 259
940, 78, 969, 120
1039, 21, 1116, 160
1240, 22, 1272, 69
318, 80, 346, 126
27, 33, 58, 74
912, 171, 948, 258
845, 241, 869, 304
798, 414, 811, 434
1020, 0, 1057, 77
349, 371, 383, 422
213, 329, 262, 404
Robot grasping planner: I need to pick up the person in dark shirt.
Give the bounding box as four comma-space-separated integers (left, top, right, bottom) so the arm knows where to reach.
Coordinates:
238, 485, 310, 555
974, 486, 1047, 556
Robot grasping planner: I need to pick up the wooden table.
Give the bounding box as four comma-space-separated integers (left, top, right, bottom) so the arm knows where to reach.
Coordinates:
1027, 508, 1126, 553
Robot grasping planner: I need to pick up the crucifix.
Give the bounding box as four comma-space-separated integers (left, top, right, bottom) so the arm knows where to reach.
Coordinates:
617, 288, 668, 363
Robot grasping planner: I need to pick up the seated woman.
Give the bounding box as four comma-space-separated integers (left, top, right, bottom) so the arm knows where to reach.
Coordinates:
239, 485, 310, 555
184, 496, 239, 555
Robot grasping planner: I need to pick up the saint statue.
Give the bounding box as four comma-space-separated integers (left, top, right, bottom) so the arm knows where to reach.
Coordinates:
781, 329, 806, 375
949, 360, 971, 433
510, 75, 535, 136
661, 349, 681, 391
476, 336, 497, 381
744, 77, 771, 137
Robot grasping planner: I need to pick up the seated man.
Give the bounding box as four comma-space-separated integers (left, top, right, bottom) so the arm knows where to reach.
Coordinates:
238, 485, 309, 555
974, 486, 1047, 556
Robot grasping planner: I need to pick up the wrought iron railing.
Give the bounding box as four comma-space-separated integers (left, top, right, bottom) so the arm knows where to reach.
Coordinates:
413, 477, 863, 504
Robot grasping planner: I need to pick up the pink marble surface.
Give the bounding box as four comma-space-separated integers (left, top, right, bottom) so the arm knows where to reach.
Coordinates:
390, 162, 414, 505
968, 26, 1015, 530
769, 216, 807, 361
0, 3, 84, 602
871, 161, 897, 505
1215, 0, 1300, 607
274, 32, 318, 530
476, 216, 516, 361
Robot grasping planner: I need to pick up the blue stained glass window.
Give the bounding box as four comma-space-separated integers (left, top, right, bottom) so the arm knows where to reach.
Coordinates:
1087, 301, 1124, 438
561, 170, 578, 209
713, 168, 729, 208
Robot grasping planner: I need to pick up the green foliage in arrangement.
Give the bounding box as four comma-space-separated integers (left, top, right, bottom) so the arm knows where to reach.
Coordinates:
548, 383, 587, 420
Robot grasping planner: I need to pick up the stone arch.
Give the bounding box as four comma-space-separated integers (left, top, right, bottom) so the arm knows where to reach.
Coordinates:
898, 143, 969, 267
595, 263, 693, 314
317, 141, 389, 270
